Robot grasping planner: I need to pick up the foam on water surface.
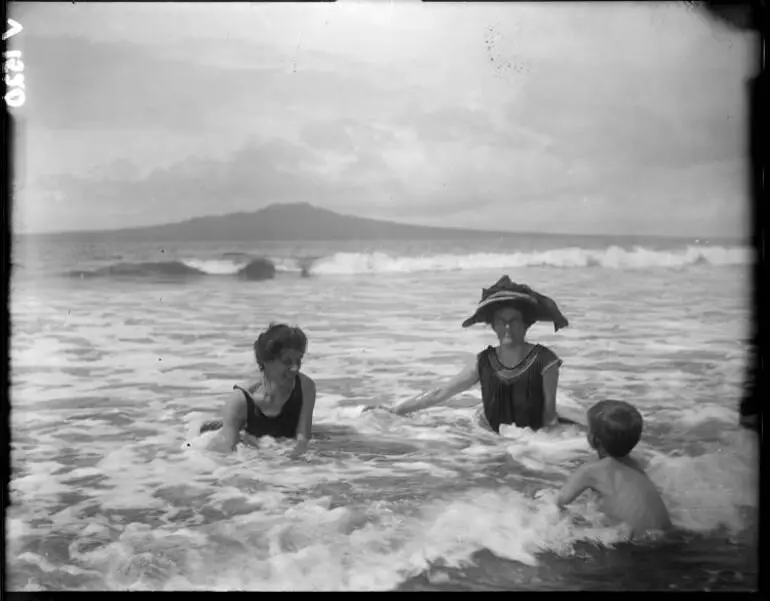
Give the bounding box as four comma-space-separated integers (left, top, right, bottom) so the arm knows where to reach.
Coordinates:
7, 248, 757, 591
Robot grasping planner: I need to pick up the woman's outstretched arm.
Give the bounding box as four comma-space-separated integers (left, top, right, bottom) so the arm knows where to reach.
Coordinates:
392, 361, 480, 415
206, 390, 247, 453
290, 374, 317, 458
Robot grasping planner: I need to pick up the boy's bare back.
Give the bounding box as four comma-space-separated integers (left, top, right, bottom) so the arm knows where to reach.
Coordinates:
587, 456, 671, 537
557, 400, 671, 538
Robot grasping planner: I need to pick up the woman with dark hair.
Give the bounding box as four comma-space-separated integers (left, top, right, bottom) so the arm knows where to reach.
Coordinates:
203, 323, 317, 457
380, 276, 584, 433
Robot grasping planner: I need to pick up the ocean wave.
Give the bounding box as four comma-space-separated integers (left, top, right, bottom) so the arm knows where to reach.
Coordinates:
62, 245, 749, 282
66, 259, 277, 281
272, 257, 316, 277
305, 245, 750, 274
181, 259, 248, 275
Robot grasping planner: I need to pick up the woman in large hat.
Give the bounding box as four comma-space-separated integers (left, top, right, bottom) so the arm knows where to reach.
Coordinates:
387, 276, 584, 432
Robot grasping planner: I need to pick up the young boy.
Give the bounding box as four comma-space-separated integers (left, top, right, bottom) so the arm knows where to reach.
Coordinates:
556, 400, 671, 538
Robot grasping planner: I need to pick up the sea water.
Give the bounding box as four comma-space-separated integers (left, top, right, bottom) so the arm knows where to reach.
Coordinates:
7, 234, 758, 591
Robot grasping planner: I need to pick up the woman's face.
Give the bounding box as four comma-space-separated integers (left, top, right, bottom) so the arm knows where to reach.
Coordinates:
491, 306, 528, 346
262, 348, 303, 385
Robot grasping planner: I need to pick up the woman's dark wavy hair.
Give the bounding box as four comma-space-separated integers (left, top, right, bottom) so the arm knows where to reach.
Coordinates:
253, 323, 307, 370
480, 301, 537, 328
587, 400, 643, 458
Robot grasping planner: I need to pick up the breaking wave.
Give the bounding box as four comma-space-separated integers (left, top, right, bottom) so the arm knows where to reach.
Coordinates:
66, 259, 277, 281
303, 245, 749, 275
61, 245, 749, 282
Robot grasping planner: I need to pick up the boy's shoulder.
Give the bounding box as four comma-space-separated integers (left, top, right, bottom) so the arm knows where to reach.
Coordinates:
570, 458, 605, 483
585, 457, 614, 470
585, 457, 650, 497
598, 456, 658, 491
604, 454, 648, 474
587, 457, 622, 483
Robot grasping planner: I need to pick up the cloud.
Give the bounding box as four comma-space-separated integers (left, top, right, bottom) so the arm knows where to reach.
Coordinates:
11, 1, 755, 237
22, 36, 221, 132
18, 137, 383, 231
21, 31, 402, 134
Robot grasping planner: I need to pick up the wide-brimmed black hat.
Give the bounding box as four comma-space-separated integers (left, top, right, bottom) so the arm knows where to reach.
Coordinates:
461, 275, 569, 332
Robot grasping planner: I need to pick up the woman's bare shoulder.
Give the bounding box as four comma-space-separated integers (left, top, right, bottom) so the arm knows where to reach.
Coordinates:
298, 372, 315, 386
223, 387, 249, 420
235, 377, 263, 394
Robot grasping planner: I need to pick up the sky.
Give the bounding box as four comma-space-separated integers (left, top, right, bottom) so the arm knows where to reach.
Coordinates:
8, 1, 756, 237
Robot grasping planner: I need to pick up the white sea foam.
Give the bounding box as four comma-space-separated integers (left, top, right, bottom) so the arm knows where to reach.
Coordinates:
647, 432, 759, 533
667, 404, 738, 427
22, 487, 628, 591
7, 248, 755, 591
181, 259, 248, 275
170, 246, 753, 278
306, 246, 750, 275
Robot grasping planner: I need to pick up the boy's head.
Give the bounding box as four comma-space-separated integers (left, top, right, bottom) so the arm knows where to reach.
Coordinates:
586, 400, 643, 458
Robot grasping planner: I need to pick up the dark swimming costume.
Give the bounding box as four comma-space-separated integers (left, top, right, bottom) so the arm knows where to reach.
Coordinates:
477, 344, 563, 433
233, 376, 304, 439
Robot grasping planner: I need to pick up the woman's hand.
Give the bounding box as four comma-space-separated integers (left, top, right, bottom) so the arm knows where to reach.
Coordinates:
556, 406, 588, 428
362, 404, 397, 414
241, 432, 261, 448
363, 395, 433, 416
289, 437, 309, 459
544, 415, 560, 429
